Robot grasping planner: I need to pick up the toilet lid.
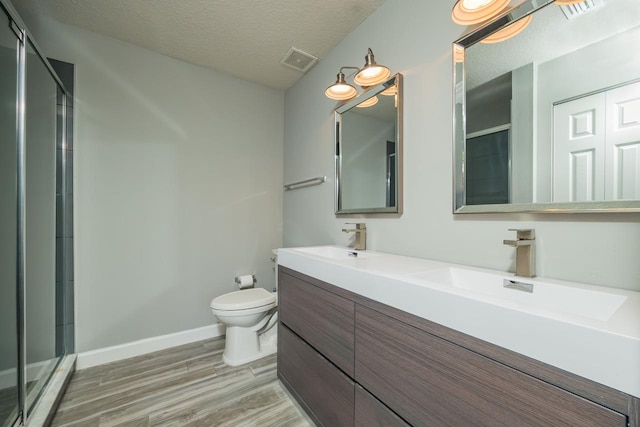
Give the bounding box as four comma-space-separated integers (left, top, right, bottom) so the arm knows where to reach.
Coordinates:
210, 288, 276, 311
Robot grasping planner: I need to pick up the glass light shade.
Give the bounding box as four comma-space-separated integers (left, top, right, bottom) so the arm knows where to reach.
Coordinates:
380, 86, 397, 96
451, 0, 510, 25
354, 66, 391, 87
480, 14, 532, 44
554, 0, 584, 4
325, 72, 357, 100
354, 48, 391, 87
356, 95, 378, 108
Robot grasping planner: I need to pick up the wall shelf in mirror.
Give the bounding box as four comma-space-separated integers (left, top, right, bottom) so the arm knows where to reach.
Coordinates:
453, 0, 640, 213
335, 73, 403, 215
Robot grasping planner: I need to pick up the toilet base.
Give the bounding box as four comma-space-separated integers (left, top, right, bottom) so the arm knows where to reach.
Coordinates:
222, 325, 277, 366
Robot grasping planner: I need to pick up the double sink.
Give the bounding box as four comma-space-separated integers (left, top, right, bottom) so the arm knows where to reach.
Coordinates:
278, 245, 640, 398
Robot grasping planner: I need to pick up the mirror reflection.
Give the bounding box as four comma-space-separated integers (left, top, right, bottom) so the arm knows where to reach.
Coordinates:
335, 74, 402, 214
455, 0, 640, 212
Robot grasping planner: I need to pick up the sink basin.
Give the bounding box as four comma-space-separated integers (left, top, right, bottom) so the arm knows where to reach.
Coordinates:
295, 246, 380, 260
407, 267, 627, 322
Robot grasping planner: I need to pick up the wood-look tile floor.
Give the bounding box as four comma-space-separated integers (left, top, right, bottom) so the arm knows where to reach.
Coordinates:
51, 338, 314, 427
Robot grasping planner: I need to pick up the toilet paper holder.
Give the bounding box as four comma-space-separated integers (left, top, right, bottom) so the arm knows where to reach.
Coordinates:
235, 274, 257, 286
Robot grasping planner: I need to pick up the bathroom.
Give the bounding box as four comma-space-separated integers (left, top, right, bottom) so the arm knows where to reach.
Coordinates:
1, 0, 639, 425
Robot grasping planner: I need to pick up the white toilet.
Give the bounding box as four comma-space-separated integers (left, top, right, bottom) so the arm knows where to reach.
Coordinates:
210, 287, 277, 366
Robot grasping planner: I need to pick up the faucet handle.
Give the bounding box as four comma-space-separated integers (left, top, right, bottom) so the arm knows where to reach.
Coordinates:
346, 222, 366, 229
508, 229, 535, 240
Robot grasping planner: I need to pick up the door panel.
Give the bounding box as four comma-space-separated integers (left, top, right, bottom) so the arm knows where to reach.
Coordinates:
606, 81, 640, 200
553, 93, 606, 201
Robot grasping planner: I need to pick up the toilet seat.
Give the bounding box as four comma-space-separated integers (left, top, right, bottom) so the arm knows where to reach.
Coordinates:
210, 288, 276, 311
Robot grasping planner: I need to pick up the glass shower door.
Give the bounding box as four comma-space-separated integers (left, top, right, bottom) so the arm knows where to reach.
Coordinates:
24, 39, 62, 414
0, 25, 18, 427
0, 2, 73, 423
0, 17, 19, 427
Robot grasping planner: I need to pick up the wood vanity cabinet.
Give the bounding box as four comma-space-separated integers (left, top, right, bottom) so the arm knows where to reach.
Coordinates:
356, 304, 626, 426
277, 266, 637, 427
278, 323, 354, 426
355, 385, 409, 427
278, 270, 354, 376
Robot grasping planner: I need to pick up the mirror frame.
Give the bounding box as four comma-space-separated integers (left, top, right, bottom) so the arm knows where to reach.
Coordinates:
453, 0, 640, 214
335, 73, 403, 215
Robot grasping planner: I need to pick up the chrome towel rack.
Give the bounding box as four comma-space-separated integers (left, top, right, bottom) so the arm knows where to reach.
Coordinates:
284, 176, 327, 191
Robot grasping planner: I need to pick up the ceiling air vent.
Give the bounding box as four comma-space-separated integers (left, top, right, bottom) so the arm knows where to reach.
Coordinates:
560, 0, 602, 20
280, 47, 318, 73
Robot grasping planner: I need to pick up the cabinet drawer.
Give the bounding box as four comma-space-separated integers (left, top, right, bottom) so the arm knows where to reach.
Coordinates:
278, 323, 354, 427
355, 384, 409, 427
279, 270, 355, 376
355, 305, 627, 427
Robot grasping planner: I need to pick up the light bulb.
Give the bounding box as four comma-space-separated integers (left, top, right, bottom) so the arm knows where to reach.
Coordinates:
461, 0, 493, 11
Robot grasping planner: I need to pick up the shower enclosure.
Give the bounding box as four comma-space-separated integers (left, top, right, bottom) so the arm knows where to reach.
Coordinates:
1, 1, 74, 425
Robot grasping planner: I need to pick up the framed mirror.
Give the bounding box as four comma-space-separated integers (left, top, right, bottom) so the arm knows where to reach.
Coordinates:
335, 73, 403, 215
454, 0, 640, 213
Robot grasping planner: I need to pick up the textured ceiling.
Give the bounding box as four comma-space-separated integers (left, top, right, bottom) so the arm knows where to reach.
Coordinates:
14, 0, 386, 90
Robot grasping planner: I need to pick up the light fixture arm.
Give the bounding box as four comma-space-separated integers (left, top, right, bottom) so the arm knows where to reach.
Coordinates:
339, 66, 360, 74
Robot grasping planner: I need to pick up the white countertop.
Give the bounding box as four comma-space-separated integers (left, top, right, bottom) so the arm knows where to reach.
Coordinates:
277, 245, 640, 398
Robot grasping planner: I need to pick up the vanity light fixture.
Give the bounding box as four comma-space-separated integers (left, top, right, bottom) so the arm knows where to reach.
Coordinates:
353, 48, 391, 87
451, 0, 532, 44
554, 0, 585, 4
325, 48, 390, 103
451, 0, 510, 25
325, 68, 359, 100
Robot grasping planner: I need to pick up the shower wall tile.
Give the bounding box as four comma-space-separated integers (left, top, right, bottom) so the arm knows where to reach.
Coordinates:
55, 279, 74, 326
66, 108, 73, 150
56, 194, 63, 236
56, 107, 63, 148
56, 237, 63, 283
64, 323, 74, 354
56, 280, 64, 327
65, 237, 74, 281
65, 197, 73, 238
65, 280, 74, 325
49, 58, 74, 106
51, 57, 75, 354
66, 154, 73, 193
56, 148, 63, 194
55, 196, 74, 238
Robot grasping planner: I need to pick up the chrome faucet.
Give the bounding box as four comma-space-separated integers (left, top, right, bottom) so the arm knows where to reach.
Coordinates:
342, 223, 366, 251
503, 229, 535, 278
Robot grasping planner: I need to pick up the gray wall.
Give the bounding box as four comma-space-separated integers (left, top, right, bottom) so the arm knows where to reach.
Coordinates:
283, 0, 640, 292
19, 14, 285, 352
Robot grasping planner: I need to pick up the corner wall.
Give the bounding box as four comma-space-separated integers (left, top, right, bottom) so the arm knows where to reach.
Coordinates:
283, 0, 640, 292
19, 14, 284, 352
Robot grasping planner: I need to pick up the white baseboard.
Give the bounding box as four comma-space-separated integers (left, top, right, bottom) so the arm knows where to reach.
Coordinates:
0, 360, 54, 390
76, 323, 225, 370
